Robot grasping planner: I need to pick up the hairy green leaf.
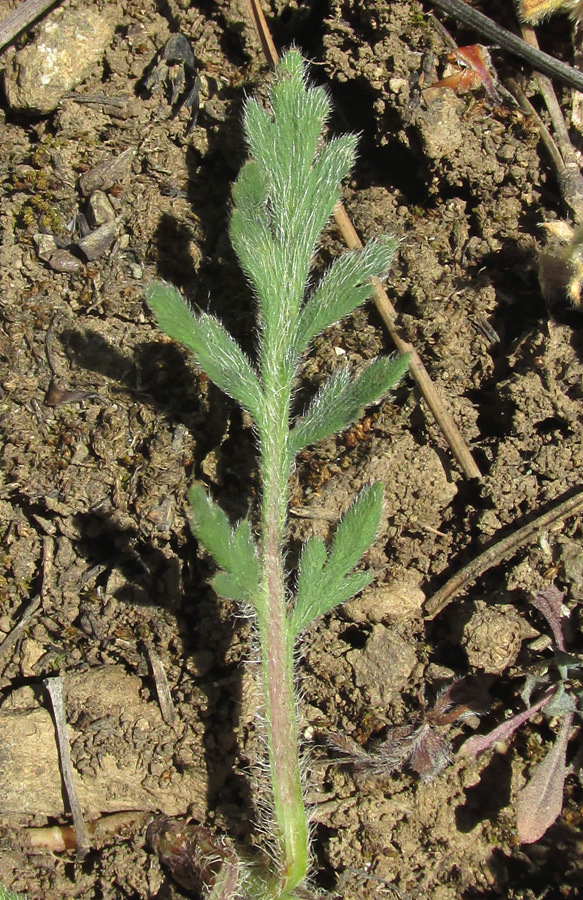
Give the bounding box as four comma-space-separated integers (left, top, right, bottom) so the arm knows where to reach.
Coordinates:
297, 135, 357, 243
244, 55, 329, 201
0, 889, 26, 900
240, 63, 357, 335
147, 284, 264, 422
294, 237, 399, 356
327, 482, 384, 573
229, 210, 280, 331
188, 483, 259, 607
232, 160, 270, 221
229, 160, 278, 325
291, 484, 384, 634
290, 353, 410, 454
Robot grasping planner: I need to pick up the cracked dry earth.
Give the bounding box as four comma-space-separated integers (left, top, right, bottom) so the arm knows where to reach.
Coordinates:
1, 0, 583, 898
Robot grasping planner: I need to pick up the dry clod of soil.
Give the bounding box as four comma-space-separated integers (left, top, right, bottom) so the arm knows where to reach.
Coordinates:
348, 624, 418, 709
343, 577, 426, 623
0, 666, 207, 822
3, 6, 115, 113
460, 599, 538, 674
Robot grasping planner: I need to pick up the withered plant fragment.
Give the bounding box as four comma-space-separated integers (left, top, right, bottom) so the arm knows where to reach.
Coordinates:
330, 679, 484, 782
538, 221, 583, 307
147, 817, 241, 897
461, 586, 583, 844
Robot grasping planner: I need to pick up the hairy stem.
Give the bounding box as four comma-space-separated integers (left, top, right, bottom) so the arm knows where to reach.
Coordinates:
256, 389, 308, 895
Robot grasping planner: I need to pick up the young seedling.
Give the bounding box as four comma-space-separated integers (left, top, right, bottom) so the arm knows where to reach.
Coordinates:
461, 586, 582, 843
147, 50, 409, 899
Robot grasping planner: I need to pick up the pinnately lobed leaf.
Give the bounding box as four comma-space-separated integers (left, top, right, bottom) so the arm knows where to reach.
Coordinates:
233, 58, 358, 343
188, 483, 259, 607
292, 236, 398, 357
147, 284, 264, 424
291, 483, 385, 634
290, 353, 410, 455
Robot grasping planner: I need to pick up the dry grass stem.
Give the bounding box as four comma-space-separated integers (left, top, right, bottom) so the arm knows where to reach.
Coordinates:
425, 486, 583, 618
0, 0, 62, 51
43, 676, 91, 859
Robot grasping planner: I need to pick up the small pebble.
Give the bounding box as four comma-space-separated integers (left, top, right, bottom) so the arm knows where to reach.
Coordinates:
76, 222, 117, 260
48, 249, 82, 273
78, 148, 135, 196
87, 191, 116, 227
33, 233, 58, 262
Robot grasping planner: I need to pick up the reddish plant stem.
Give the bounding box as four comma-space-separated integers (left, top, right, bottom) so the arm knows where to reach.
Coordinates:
257, 424, 308, 894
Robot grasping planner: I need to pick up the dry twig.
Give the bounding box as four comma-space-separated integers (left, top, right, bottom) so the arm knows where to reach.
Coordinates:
25, 811, 151, 853
518, 22, 583, 225
0, 595, 41, 669
425, 486, 583, 618
143, 640, 177, 726
0, 0, 61, 51
43, 676, 91, 859
506, 77, 564, 174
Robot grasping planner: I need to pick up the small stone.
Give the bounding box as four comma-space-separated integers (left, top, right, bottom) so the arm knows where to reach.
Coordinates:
48, 249, 82, 273
4, 7, 114, 114
76, 222, 117, 260
20, 638, 45, 675
86, 190, 116, 227
343, 580, 425, 623
145, 497, 176, 533
78, 148, 135, 196
416, 95, 463, 161
33, 233, 58, 262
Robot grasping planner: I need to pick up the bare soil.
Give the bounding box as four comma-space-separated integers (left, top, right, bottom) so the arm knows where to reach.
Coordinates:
1, 1, 583, 898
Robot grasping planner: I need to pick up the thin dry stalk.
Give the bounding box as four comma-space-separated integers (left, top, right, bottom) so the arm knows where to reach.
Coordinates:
0, 595, 41, 669
506, 77, 564, 174
519, 22, 583, 224
43, 676, 91, 859
425, 486, 583, 618
143, 640, 177, 726
0, 0, 61, 51
25, 812, 151, 853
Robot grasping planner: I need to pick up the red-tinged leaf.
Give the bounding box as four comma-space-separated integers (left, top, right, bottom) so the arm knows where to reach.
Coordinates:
147, 817, 240, 896
530, 586, 567, 651
409, 724, 453, 781
452, 44, 501, 103
460, 689, 555, 758
516, 713, 573, 844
